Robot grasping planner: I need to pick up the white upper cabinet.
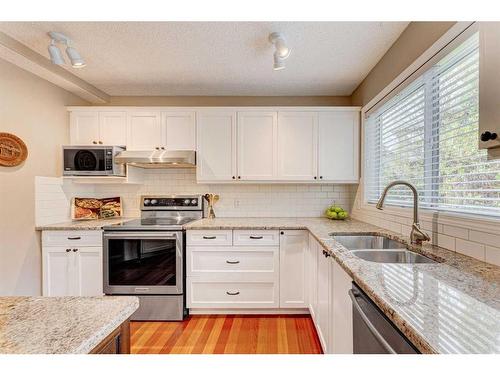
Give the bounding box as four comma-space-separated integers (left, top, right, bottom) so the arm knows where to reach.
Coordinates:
98, 112, 127, 145
70, 112, 99, 145
127, 111, 162, 150
318, 111, 359, 182
479, 22, 500, 150
162, 111, 196, 150
277, 111, 318, 181
196, 111, 237, 181
237, 111, 278, 180
70, 111, 127, 145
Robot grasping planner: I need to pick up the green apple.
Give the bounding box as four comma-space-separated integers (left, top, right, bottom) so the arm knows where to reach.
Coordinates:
337, 211, 348, 220
333, 206, 344, 213
326, 211, 338, 219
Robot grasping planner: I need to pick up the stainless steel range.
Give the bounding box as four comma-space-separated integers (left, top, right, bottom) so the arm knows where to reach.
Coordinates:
102, 195, 203, 321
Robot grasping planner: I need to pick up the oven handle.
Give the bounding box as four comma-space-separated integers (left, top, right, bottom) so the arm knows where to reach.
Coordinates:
103, 231, 179, 239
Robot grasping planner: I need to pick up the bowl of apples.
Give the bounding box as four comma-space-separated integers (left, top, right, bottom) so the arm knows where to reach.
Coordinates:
325, 205, 349, 220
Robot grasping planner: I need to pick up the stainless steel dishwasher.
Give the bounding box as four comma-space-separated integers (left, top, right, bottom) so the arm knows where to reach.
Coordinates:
349, 283, 420, 354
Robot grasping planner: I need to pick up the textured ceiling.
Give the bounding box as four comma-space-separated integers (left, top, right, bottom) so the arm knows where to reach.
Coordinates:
0, 22, 408, 96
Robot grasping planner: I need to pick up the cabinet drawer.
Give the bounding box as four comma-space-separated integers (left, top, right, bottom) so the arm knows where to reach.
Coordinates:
233, 230, 279, 246
187, 247, 278, 275
187, 279, 278, 308
42, 230, 102, 247
186, 230, 232, 246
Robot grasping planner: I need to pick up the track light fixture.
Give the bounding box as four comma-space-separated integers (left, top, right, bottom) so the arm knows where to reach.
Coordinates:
47, 31, 86, 68
268, 32, 291, 71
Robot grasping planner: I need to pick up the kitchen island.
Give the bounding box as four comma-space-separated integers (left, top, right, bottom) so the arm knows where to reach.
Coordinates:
0, 296, 139, 354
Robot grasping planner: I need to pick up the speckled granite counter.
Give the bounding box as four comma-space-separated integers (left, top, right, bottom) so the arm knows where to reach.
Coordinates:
185, 217, 500, 354
0, 296, 139, 354
36, 217, 136, 231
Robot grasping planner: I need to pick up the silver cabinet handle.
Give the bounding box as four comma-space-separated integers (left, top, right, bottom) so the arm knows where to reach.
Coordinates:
67, 236, 81, 240
203, 236, 217, 239
249, 236, 263, 239
226, 260, 240, 264
226, 291, 240, 296
348, 290, 396, 354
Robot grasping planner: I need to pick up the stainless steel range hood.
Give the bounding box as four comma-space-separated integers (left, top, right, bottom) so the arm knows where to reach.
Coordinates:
115, 150, 196, 168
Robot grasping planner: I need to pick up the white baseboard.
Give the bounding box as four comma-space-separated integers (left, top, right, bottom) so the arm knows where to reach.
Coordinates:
189, 308, 310, 315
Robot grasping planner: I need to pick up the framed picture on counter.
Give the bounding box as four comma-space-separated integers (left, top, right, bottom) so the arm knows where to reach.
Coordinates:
71, 197, 122, 220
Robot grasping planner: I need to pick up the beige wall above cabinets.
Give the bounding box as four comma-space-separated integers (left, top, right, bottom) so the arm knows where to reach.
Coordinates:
68, 106, 360, 184
351, 22, 456, 107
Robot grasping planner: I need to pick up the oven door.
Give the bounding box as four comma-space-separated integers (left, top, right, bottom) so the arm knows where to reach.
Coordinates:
103, 231, 183, 295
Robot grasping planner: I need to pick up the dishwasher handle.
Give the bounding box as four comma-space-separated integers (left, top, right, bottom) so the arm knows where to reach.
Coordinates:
349, 289, 397, 354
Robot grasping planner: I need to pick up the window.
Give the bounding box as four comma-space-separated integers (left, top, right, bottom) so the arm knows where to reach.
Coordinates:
364, 33, 500, 217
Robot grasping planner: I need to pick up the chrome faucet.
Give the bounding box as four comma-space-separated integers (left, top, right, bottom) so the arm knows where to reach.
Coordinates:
376, 180, 430, 245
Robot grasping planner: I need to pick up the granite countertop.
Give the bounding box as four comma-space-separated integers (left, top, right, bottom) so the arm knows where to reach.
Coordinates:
185, 217, 500, 354
0, 296, 139, 354
36, 217, 136, 231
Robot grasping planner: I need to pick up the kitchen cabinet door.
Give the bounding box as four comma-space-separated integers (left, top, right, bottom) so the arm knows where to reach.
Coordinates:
162, 111, 196, 150
99, 112, 127, 146
127, 111, 162, 150
308, 234, 318, 323
316, 246, 331, 353
277, 111, 318, 181
479, 22, 500, 150
75, 247, 103, 296
70, 112, 99, 145
196, 111, 237, 181
318, 111, 359, 182
279, 230, 308, 308
237, 111, 278, 180
331, 260, 353, 354
43, 247, 72, 296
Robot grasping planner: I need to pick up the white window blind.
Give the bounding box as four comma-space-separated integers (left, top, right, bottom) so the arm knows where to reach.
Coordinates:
365, 33, 500, 217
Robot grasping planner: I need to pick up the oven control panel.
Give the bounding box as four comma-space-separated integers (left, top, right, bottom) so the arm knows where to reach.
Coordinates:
141, 195, 203, 210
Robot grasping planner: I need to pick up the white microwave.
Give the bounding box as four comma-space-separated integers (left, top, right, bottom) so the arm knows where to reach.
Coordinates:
63, 145, 126, 176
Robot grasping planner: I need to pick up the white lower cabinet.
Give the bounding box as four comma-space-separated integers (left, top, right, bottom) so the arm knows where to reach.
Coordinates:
42, 231, 103, 297
316, 242, 331, 352
331, 260, 354, 354
279, 230, 308, 308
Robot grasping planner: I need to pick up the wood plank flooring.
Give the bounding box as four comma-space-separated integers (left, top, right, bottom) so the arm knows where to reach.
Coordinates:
131, 315, 323, 354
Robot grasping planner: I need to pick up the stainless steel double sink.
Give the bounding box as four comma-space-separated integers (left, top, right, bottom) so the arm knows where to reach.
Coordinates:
331, 234, 436, 264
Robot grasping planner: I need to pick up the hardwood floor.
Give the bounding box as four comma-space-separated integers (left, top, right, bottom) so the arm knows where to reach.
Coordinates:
131, 315, 323, 354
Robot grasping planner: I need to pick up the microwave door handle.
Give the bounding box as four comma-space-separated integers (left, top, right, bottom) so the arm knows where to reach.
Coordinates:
348, 290, 397, 354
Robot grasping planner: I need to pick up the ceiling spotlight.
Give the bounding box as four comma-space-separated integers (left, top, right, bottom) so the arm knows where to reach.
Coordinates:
48, 39, 64, 65
269, 32, 291, 71
47, 31, 86, 68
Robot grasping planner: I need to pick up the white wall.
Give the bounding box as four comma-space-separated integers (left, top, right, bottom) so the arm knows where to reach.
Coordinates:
0, 58, 88, 296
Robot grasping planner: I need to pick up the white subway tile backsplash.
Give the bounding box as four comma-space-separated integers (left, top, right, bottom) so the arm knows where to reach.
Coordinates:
442, 224, 469, 240
485, 245, 500, 267
469, 230, 500, 248
455, 238, 486, 261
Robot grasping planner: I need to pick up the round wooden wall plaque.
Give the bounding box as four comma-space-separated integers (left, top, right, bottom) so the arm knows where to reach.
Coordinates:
0, 132, 28, 167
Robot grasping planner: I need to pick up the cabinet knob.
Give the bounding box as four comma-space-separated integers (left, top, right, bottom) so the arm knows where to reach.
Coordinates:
320, 176, 323, 179
98, 141, 103, 144
314, 176, 317, 180
481, 131, 498, 142
72, 248, 78, 252
92, 141, 97, 144
280, 231, 284, 235
161, 147, 165, 150
232, 176, 235, 179
65, 248, 71, 252
155, 147, 160, 150
237, 176, 241, 179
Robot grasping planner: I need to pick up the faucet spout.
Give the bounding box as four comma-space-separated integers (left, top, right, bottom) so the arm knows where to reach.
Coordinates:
376, 180, 430, 245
